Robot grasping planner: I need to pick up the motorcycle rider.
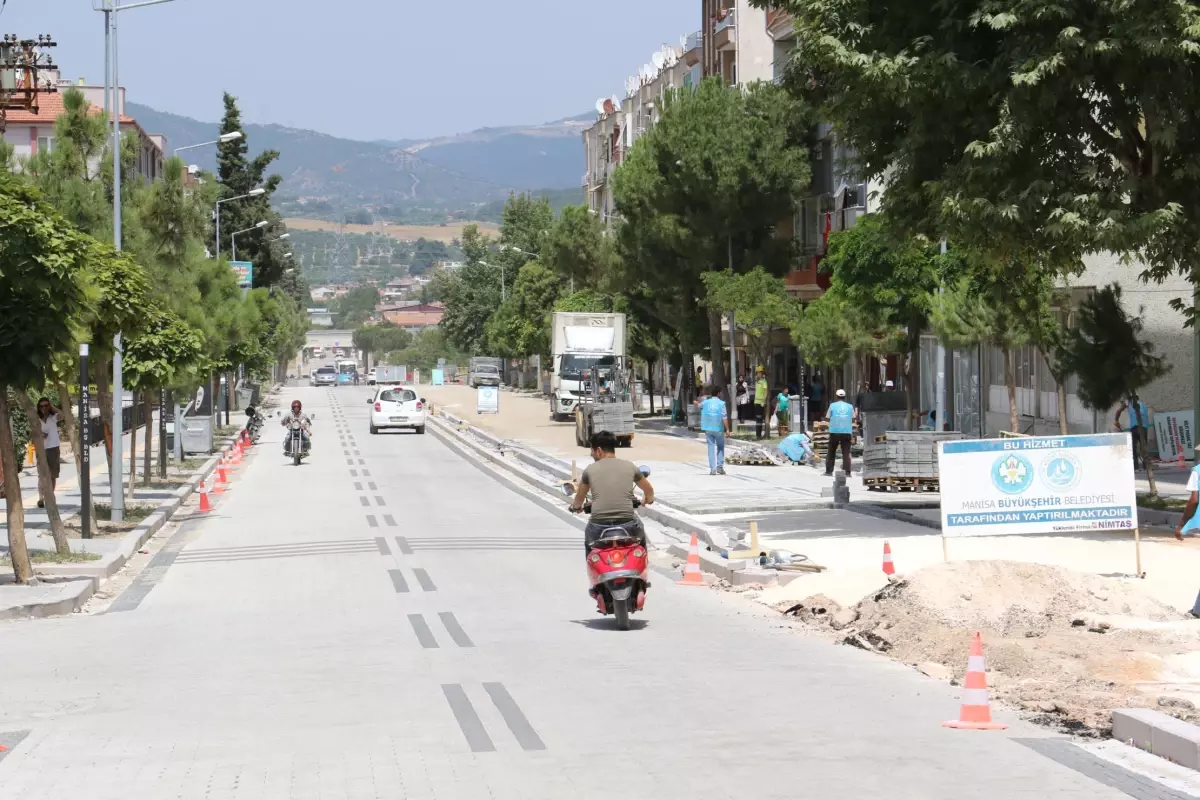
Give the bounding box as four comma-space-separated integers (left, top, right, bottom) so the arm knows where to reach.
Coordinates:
568, 430, 655, 553
280, 399, 312, 455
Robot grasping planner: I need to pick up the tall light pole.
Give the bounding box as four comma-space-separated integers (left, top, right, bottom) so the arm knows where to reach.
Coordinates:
231, 220, 268, 263
215, 187, 265, 258
97, 0, 179, 522
174, 130, 241, 155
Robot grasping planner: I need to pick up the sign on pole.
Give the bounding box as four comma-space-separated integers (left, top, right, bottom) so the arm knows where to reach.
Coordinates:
939, 433, 1142, 570
230, 260, 253, 288
477, 385, 500, 415
432, 369, 445, 386
1153, 410, 1194, 463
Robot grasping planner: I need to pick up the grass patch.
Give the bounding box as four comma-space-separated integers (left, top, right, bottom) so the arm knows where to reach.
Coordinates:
0, 549, 103, 565
180, 458, 207, 470
93, 503, 156, 523
1137, 492, 1188, 510
216, 426, 240, 437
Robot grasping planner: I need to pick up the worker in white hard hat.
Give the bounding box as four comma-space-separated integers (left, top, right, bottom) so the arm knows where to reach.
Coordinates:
884, 380, 896, 391
824, 388, 855, 476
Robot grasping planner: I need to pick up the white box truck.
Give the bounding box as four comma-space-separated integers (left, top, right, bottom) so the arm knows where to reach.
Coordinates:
549, 312, 626, 421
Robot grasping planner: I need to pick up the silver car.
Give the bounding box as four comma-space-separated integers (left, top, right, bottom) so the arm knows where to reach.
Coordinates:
312, 366, 337, 387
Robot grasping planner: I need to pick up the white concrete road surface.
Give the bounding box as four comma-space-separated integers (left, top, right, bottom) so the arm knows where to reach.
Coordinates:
0, 385, 1184, 799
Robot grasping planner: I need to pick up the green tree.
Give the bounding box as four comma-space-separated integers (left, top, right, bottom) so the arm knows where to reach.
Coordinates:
792, 286, 901, 373
437, 224, 502, 354
331, 285, 380, 328
931, 261, 1055, 433
542, 205, 617, 289
486, 261, 565, 360
760, 0, 1200, 311
612, 78, 813, 391
0, 178, 95, 577
702, 267, 801, 379
1061, 284, 1170, 495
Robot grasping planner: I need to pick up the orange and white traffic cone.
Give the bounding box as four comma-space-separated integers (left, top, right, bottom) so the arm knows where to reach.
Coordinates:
213, 461, 230, 494
882, 541, 896, 576
943, 632, 1007, 730
197, 480, 212, 513
231, 441, 243, 465
677, 533, 706, 586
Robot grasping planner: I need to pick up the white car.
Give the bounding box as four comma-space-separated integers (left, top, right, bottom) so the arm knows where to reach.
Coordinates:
367, 368, 377, 386
369, 386, 426, 434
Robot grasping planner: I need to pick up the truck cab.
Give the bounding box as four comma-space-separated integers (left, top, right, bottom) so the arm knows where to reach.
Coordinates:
551, 354, 616, 421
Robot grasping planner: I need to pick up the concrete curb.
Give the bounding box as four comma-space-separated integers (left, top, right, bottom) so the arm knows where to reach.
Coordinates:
1112, 708, 1200, 770
3, 437, 238, 621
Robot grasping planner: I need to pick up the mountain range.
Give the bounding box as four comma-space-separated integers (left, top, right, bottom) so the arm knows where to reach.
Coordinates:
128, 103, 589, 220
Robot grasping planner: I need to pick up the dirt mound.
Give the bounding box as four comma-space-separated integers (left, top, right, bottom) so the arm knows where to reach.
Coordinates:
783, 560, 1199, 734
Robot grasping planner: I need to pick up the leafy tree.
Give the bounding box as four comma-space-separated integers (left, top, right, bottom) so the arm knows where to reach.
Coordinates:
931, 261, 1055, 433
0, 177, 95, 577
486, 261, 565, 360
331, 285, 380, 328
702, 267, 801, 379
542, 205, 617, 289
215, 92, 286, 287
383, 328, 466, 373
612, 78, 813, 392
1061, 284, 1170, 494
792, 286, 901, 374
759, 0, 1200, 314
353, 323, 413, 368
437, 224, 502, 354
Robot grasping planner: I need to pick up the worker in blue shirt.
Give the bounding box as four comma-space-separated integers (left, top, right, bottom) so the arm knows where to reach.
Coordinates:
824, 388, 855, 476
699, 385, 730, 475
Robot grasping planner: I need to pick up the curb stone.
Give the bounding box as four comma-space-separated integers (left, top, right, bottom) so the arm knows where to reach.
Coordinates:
0, 436, 238, 621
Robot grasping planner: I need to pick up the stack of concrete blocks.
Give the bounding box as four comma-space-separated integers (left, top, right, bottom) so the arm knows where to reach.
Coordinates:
862, 431, 966, 482
822, 469, 851, 504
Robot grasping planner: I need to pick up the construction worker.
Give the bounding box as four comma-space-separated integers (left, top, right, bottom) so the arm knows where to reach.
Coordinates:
753, 366, 768, 440
824, 388, 855, 476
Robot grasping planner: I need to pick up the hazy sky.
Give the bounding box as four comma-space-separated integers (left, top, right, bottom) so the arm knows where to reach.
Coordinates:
2, 1, 698, 141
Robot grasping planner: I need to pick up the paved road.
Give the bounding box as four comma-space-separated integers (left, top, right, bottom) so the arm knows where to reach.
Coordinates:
0, 386, 1165, 799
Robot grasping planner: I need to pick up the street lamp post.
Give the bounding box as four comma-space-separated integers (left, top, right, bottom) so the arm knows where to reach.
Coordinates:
231, 220, 269, 263
174, 130, 241, 155
97, 0, 179, 523
215, 187, 265, 259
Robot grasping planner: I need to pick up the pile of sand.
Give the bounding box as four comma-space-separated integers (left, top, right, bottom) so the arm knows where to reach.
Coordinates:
777, 560, 1200, 734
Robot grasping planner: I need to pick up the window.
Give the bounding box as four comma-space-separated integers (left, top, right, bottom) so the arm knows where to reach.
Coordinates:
36, 136, 54, 154
379, 389, 416, 403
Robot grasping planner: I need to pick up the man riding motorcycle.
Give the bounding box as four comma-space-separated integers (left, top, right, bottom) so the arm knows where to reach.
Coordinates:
280, 400, 312, 456
569, 430, 655, 553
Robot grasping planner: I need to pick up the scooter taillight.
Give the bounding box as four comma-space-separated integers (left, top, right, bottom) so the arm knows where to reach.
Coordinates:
607, 550, 627, 565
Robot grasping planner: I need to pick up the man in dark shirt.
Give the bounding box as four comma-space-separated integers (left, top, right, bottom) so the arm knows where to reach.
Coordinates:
569, 430, 655, 552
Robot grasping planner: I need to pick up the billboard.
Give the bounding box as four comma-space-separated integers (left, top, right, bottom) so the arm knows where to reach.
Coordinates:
230, 260, 253, 288
938, 433, 1138, 537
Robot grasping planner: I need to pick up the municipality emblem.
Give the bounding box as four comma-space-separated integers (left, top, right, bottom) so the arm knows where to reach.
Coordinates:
1041, 454, 1081, 493
992, 453, 1034, 495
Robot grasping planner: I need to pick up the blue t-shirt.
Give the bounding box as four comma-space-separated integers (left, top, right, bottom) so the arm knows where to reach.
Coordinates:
828, 400, 854, 434
699, 397, 727, 433
1127, 400, 1149, 428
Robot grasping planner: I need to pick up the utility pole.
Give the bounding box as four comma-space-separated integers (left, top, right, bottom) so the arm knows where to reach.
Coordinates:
935, 239, 947, 432
728, 235, 737, 422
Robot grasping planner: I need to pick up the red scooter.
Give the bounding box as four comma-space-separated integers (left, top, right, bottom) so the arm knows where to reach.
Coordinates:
562, 467, 651, 631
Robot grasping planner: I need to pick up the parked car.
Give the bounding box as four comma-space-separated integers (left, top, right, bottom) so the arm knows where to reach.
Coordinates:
311, 365, 337, 387
369, 386, 426, 435
367, 368, 378, 386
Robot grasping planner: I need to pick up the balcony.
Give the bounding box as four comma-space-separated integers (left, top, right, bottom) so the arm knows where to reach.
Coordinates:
683, 30, 702, 66
766, 8, 796, 41
714, 9, 736, 51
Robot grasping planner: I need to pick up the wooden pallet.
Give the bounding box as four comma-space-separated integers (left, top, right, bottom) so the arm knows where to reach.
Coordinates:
727, 456, 776, 466
863, 476, 940, 493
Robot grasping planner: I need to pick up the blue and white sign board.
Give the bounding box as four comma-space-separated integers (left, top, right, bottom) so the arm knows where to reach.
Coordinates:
477, 385, 500, 415
432, 369, 445, 386
938, 433, 1138, 537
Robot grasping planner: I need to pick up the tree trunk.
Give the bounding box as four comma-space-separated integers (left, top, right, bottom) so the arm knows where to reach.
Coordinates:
1003, 347, 1018, 434
95, 362, 114, 474
1133, 402, 1158, 495
1056, 382, 1069, 435
14, 390, 69, 555
648, 360, 656, 415
707, 308, 727, 409
0, 391, 32, 583
56, 380, 82, 475
159, 389, 169, 479
906, 328, 921, 431
142, 391, 152, 486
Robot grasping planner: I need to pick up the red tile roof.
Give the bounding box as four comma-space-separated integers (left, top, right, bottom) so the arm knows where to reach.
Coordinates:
3, 91, 135, 125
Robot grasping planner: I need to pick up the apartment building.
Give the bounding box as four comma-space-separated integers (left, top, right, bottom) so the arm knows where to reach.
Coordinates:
2, 72, 166, 182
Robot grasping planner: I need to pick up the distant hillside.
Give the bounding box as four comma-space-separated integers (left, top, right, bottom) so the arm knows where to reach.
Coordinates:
129, 103, 589, 217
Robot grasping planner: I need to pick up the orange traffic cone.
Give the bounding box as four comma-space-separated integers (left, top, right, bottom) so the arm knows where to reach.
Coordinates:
677, 533, 706, 586
882, 541, 896, 576
231, 441, 243, 465
197, 480, 212, 513
213, 461, 229, 494
943, 632, 1007, 730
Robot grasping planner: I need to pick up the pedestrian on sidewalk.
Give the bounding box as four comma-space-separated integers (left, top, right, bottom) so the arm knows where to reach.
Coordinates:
36, 397, 62, 508
735, 377, 751, 426
809, 373, 825, 418
774, 387, 790, 436
1173, 445, 1200, 617
1114, 395, 1150, 470
753, 366, 768, 440
824, 388, 854, 477
699, 385, 729, 476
